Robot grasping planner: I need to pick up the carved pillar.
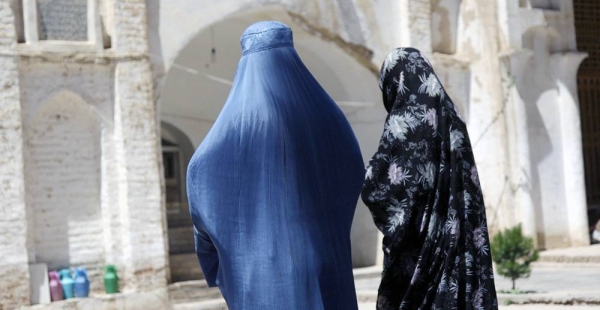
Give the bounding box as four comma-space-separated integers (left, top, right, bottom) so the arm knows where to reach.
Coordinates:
112, 0, 168, 291
398, 0, 432, 54
551, 52, 590, 246
501, 49, 538, 245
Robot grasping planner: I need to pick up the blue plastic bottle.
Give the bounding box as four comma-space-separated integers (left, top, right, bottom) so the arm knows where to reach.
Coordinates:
74, 268, 90, 298
59, 269, 75, 299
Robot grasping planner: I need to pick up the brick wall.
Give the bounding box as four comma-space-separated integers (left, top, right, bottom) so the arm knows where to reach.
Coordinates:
24, 91, 105, 283
19, 60, 116, 295
0, 0, 30, 308
113, 0, 168, 291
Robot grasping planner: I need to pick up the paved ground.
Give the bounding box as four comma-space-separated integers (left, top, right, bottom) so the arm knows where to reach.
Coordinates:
356, 263, 600, 295
172, 245, 600, 309
355, 263, 600, 309
173, 263, 600, 309
538, 244, 600, 263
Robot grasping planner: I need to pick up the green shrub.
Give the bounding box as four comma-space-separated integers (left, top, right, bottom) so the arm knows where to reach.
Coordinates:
491, 224, 539, 290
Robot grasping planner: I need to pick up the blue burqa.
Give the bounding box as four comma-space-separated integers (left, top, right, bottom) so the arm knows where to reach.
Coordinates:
186, 21, 364, 309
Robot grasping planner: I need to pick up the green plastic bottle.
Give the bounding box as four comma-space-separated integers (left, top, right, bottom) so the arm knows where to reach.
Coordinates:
103, 265, 119, 294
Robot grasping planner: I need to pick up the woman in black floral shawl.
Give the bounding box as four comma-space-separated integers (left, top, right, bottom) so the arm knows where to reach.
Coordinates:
362, 48, 498, 310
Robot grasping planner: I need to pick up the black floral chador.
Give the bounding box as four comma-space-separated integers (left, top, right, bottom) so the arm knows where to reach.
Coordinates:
362, 48, 498, 310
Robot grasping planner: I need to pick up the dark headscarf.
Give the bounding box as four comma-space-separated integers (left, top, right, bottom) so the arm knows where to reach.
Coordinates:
362, 48, 498, 310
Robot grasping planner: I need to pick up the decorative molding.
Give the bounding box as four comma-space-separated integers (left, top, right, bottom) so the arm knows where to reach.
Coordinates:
21, 0, 104, 52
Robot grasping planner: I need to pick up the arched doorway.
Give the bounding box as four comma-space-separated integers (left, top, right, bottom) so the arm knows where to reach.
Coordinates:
161, 122, 201, 282
158, 6, 386, 281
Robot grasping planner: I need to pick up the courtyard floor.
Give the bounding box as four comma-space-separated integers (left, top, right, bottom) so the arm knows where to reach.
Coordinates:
171, 245, 600, 309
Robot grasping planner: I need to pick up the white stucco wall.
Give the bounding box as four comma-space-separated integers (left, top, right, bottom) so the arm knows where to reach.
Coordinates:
158, 6, 386, 267
0, 1, 30, 307
496, 2, 589, 248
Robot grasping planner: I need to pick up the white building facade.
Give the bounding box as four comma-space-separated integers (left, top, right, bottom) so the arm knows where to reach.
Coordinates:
0, 0, 597, 308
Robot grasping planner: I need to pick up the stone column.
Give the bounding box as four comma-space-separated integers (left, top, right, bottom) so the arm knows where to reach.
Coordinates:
398, 0, 432, 54
502, 49, 539, 245
0, 1, 30, 308
551, 52, 590, 247
112, 0, 168, 291
457, 0, 512, 234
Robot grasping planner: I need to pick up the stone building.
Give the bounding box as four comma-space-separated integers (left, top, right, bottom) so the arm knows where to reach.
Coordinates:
0, 0, 597, 308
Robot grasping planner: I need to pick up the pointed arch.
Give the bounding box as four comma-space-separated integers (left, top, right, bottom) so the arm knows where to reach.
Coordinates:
24, 90, 105, 272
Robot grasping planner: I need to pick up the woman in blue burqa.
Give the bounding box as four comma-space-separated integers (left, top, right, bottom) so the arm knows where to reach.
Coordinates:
362, 48, 498, 309
187, 21, 364, 309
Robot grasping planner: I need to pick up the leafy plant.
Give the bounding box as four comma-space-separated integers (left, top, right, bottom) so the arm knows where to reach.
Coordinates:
491, 224, 539, 290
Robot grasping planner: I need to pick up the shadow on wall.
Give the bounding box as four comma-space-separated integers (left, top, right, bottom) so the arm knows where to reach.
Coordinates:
431, 0, 461, 54
518, 26, 567, 249
523, 0, 562, 10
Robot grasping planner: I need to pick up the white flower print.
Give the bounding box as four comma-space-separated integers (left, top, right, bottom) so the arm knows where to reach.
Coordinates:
449, 277, 459, 296
365, 165, 373, 180
473, 225, 489, 255
465, 252, 473, 267
465, 252, 474, 275
407, 94, 418, 104
395, 71, 409, 95
464, 191, 472, 207
384, 112, 419, 142
415, 107, 438, 132
464, 190, 473, 216
387, 197, 408, 233
388, 162, 411, 185
473, 287, 487, 310
418, 73, 444, 98
450, 129, 464, 153
382, 48, 408, 74
417, 162, 436, 189
445, 215, 460, 237
437, 272, 448, 293
425, 108, 438, 131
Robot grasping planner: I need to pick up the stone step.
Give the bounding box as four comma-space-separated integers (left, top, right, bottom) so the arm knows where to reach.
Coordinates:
173, 299, 227, 310
169, 280, 223, 305
537, 244, 600, 264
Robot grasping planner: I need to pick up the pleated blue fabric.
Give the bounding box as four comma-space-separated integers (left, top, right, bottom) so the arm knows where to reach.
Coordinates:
186, 21, 364, 310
